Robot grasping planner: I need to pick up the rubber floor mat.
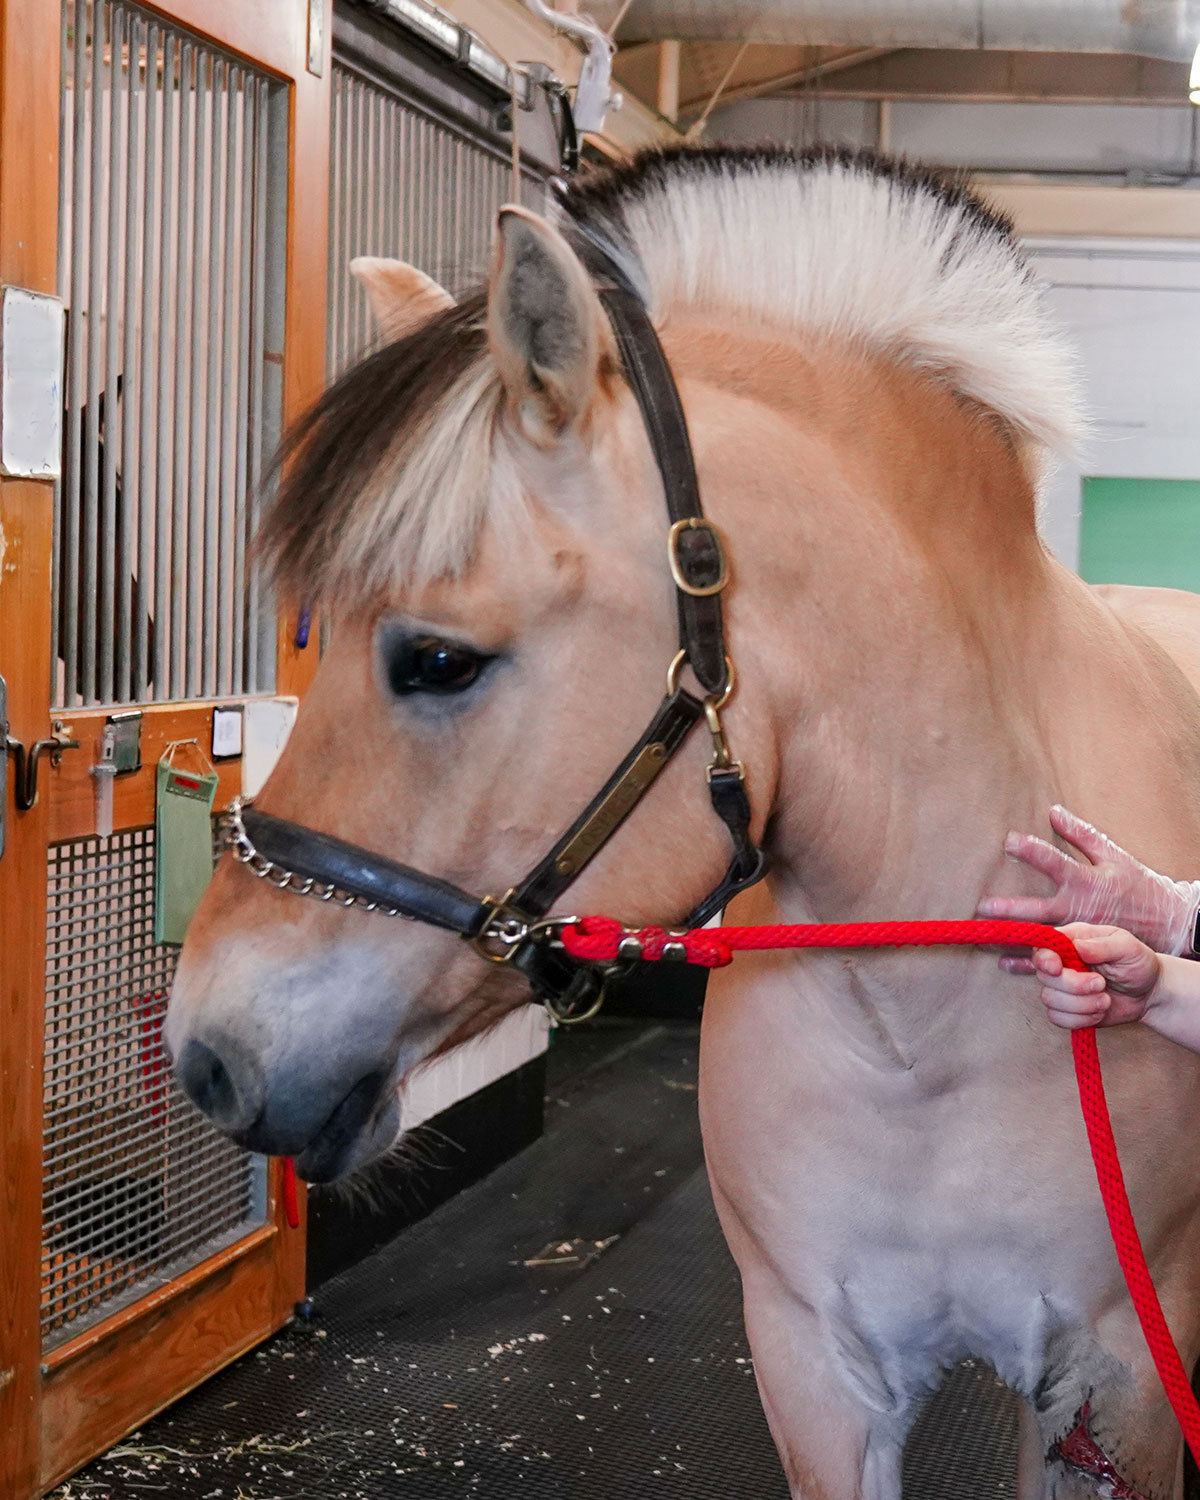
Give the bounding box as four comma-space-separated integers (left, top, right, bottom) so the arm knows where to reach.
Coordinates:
55, 1022, 1021, 1499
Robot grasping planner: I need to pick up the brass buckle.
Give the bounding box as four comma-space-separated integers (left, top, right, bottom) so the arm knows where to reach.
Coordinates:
667, 518, 729, 598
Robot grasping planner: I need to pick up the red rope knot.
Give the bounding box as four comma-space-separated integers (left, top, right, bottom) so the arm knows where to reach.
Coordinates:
562, 915, 626, 963
561, 918, 735, 968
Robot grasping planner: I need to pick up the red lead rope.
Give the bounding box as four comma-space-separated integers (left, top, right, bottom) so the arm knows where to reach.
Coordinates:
561, 915, 1200, 1455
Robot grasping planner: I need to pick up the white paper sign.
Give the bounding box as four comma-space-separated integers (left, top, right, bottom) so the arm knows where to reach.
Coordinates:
2, 288, 65, 479
212, 705, 244, 759
242, 697, 299, 799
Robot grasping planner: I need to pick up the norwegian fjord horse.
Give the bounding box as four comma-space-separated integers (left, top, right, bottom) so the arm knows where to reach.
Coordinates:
167, 148, 1200, 1497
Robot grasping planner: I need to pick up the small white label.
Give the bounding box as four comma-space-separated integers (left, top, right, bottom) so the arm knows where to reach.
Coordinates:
1, 288, 65, 479
212, 705, 244, 759
307, 0, 325, 76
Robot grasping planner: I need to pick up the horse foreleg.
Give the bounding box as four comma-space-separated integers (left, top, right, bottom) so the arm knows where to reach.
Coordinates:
1017, 1399, 1053, 1500
738, 1263, 903, 1499
711, 1157, 904, 1500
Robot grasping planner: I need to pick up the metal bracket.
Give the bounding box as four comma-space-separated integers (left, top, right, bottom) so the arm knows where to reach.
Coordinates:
104, 709, 143, 774
5, 717, 80, 812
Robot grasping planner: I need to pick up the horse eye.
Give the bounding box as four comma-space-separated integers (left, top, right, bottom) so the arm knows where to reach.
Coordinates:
383, 634, 492, 697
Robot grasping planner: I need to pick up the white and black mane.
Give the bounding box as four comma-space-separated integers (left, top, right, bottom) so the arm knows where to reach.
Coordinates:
262, 145, 1079, 607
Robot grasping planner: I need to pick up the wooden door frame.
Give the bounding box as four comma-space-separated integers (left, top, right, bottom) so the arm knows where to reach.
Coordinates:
0, 3, 327, 1495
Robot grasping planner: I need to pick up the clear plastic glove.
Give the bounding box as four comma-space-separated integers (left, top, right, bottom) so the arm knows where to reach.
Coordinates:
976, 804, 1200, 972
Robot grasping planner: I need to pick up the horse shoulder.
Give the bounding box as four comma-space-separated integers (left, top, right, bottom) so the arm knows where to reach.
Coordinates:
1093, 582, 1200, 703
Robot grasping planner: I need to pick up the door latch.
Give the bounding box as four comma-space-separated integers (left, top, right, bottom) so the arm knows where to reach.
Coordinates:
5, 717, 80, 811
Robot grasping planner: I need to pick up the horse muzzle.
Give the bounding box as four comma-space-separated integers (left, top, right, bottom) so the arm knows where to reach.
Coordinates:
173, 1029, 401, 1181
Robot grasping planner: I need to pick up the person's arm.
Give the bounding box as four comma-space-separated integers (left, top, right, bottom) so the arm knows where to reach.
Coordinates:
977, 804, 1200, 971
1033, 922, 1200, 1055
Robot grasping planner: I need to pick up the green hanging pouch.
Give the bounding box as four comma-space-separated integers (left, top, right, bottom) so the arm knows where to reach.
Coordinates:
155, 740, 218, 946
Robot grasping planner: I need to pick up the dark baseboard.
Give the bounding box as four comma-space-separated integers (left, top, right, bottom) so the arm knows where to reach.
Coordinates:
306, 1052, 546, 1291
604, 962, 708, 1020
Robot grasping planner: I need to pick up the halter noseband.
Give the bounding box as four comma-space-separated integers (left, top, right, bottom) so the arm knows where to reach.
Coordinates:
225, 234, 767, 1021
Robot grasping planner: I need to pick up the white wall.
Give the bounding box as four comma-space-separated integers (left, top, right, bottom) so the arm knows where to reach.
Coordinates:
1026, 238, 1200, 569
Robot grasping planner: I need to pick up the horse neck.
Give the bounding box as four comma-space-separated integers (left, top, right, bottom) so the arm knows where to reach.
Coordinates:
667, 316, 1063, 927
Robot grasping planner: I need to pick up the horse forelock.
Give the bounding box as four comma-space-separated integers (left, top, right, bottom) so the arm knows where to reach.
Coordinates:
264, 145, 1082, 609
259, 291, 527, 609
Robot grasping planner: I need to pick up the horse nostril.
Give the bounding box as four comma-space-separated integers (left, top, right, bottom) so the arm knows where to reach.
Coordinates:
175, 1037, 263, 1134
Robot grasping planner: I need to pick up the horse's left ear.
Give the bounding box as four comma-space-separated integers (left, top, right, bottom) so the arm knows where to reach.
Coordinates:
488, 206, 610, 446
350, 257, 455, 342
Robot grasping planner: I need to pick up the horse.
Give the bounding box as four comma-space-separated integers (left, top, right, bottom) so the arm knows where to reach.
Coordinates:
165, 146, 1200, 1498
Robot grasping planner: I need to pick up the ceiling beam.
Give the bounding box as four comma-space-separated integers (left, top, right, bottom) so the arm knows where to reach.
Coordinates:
684, 46, 897, 113
775, 47, 1191, 105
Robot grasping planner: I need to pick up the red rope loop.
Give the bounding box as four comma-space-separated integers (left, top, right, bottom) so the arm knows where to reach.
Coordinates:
558, 914, 1200, 1458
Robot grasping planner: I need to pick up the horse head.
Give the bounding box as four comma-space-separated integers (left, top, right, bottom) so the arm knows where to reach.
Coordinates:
166, 200, 770, 1181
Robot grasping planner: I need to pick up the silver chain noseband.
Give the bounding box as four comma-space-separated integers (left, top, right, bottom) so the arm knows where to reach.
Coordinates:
225, 797, 408, 918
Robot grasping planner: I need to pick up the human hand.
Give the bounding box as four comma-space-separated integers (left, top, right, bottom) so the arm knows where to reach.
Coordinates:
1032, 923, 1161, 1031
977, 804, 1200, 972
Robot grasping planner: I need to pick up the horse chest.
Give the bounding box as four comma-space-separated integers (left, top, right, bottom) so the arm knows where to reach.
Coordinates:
817, 1230, 1060, 1415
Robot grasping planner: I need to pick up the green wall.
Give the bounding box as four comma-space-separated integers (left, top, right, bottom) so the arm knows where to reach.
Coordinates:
1080, 477, 1200, 592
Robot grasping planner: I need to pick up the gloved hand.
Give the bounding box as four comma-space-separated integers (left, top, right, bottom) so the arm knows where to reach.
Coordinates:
976, 804, 1200, 972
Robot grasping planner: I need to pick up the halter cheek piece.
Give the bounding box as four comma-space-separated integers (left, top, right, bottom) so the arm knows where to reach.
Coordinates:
225, 234, 768, 1022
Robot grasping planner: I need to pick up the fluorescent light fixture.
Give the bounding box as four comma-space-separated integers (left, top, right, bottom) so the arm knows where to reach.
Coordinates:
1192, 40, 1200, 104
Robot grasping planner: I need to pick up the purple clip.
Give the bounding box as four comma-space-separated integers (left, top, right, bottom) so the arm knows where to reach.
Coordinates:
295, 605, 312, 650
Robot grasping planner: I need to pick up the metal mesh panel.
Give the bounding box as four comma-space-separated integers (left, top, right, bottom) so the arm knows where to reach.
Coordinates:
56, 0, 285, 708
42, 828, 264, 1349
327, 60, 515, 377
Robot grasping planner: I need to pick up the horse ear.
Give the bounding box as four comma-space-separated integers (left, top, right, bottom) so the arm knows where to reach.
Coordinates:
349, 257, 454, 342
487, 206, 609, 445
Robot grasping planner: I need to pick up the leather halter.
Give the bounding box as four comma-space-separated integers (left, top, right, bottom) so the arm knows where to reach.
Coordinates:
227, 236, 767, 1020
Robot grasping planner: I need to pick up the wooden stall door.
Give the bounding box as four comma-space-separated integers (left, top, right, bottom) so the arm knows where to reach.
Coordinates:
0, 2, 328, 1495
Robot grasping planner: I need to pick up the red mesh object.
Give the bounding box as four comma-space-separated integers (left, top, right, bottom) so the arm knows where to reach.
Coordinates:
560, 915, 1200, 1457
282, 1156, 300, 1229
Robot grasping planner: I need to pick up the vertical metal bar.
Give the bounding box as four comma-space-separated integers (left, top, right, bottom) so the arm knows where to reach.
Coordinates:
257, 81, 288, 693
217, 65, 239, 696
386, 92, 400, 268
245, 76, 269, 695
117, 9, 143, 705
335, 69, 350, 371
418, 115, 431, 272
186, 52, 210, 700
433, 123, 445, 286
373, 85, 385, 259
170, 41, 195, 700
354, 78, 366, 355
61, 0, 90, 709
464, 133, 477, 280
153, 31, 178, 699
100, 3, 127, 706
397, 101, 409, 266
135, 22, 160, 702
346, 76, 361, 358
52, 0, 73, 696
465, 141, 479, 281
82, 0, 108, 706
326, 68, 341, 375
452, 134, 464, 293
364, 78, 376, 263
202, 60, 228, 700
232, 73, 253, 693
